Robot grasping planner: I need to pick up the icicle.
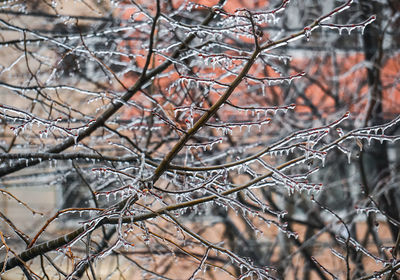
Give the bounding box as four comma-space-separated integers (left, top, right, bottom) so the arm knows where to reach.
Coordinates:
304, 27, 311, 41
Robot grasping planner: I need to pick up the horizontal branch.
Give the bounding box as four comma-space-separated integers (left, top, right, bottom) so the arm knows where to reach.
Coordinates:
0, 125, 360, 271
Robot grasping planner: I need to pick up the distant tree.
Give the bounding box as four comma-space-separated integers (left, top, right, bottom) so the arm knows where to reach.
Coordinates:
0, 0, 399, 279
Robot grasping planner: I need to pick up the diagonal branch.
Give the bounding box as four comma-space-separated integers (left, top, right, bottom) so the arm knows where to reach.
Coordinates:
0, 2, 221, 178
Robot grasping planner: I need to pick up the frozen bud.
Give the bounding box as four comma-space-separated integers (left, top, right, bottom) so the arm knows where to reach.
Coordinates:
255, 26, 263, 38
